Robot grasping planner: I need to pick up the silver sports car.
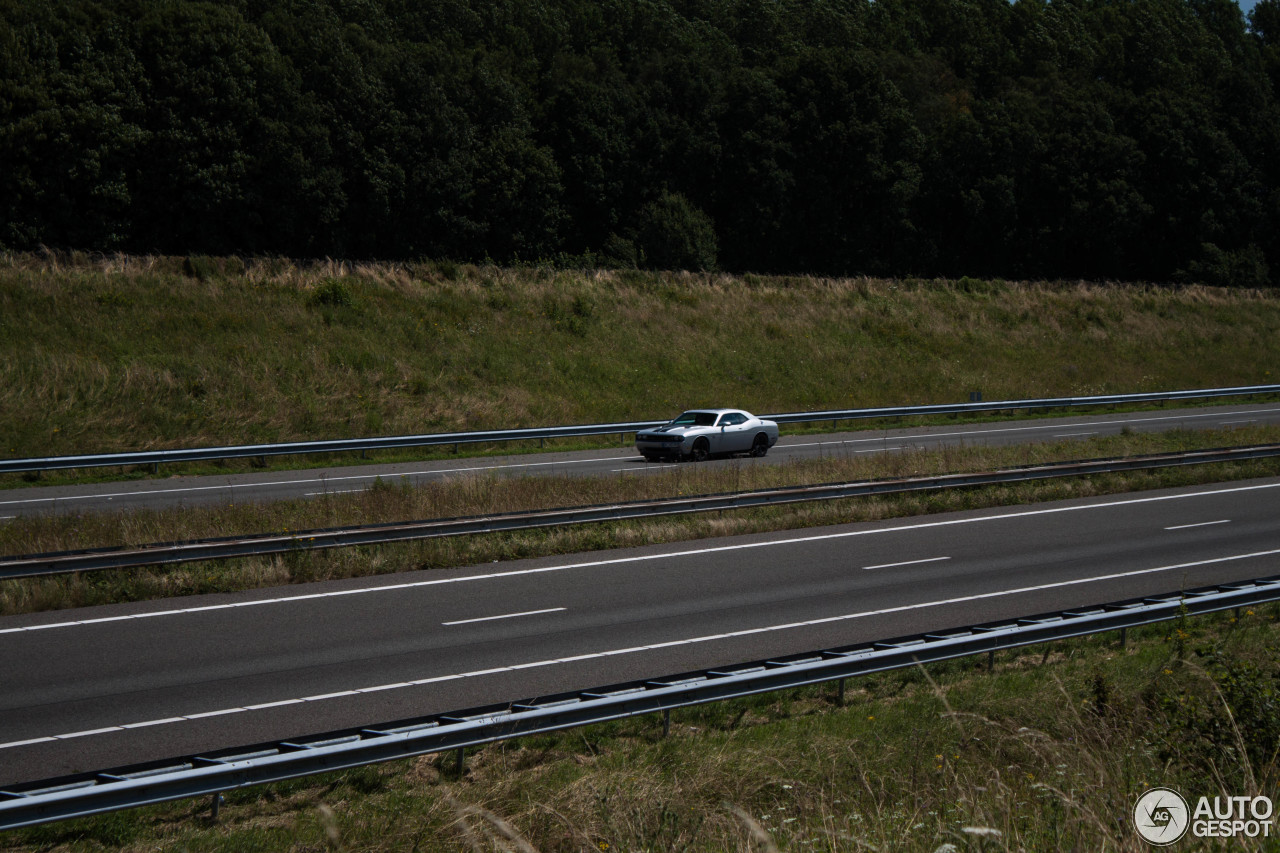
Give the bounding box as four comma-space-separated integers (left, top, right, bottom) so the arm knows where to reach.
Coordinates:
635, 409, 780, 462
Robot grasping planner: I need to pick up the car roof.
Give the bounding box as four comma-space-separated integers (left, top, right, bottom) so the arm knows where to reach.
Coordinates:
681, 408, 746, 415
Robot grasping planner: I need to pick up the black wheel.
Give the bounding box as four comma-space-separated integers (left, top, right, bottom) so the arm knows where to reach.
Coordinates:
749, 433, 770, 457
690, 438, 710, 462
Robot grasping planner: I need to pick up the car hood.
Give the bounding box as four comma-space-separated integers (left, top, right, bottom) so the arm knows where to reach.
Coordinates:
639, 424, 704, 436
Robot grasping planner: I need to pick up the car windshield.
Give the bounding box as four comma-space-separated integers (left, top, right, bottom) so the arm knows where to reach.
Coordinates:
672, 411, 718, 427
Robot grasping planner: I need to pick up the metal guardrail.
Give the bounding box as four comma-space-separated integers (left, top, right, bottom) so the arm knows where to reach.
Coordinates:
765, 384, 1280, 424
3, 384, 1278, 474
2, 573, 1278, 830
4, 443, 1279, 579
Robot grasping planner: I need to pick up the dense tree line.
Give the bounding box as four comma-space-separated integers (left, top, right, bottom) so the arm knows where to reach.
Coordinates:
2, 0, 1278, 283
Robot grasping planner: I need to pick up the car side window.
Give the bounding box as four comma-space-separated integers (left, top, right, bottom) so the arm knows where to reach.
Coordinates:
721, 413, 746, 426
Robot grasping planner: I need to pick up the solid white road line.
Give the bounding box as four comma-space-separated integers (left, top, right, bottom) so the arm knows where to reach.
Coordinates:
2, 480, 1277, 637
442, 607, 566, 626
1164, 520, 1231, 531
862, 556, 950, 571
0, 456, 636, 508
782, 407, 1280, 450
5, 545, 1279, 751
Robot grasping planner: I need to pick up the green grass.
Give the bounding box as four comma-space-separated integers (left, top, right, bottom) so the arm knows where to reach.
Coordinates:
5, 606, 1278, 852
2, 252, 1278, 467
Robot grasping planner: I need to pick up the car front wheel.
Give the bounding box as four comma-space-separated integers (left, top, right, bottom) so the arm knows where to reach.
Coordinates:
689, 438, 710, 462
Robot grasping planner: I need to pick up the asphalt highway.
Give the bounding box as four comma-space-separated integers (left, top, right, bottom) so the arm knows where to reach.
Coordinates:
3, 402, 1279, 518
1, 475, 1278, 786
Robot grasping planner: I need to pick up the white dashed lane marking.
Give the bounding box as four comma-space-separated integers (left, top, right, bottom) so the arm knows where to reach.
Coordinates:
862, 557, 950, 571
442, 607, 567, 626
4, 545, 1279, 751
1164, 520, 1231, 531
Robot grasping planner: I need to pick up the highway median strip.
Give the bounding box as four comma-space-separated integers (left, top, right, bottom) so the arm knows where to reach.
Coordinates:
3, 445, 1280, 580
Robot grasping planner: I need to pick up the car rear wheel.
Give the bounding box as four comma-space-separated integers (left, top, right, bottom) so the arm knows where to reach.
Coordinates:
689, 438, 710, 462
749, 433, 770, 457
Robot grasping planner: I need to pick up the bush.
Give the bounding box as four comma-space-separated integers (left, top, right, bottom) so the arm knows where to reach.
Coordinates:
309, 278, 355, 308
182, 255, 221, 281
956, 276, 1001, 294
600, 233, 639, 269
1153, 642, 1280, 782
435, 259, 462, 281
635, 192, 718, 272
1177, 243, 1272, 288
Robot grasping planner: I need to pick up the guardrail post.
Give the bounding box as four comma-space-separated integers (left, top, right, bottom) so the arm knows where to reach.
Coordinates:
151, 462, 159, 475
987, 649, 995, 671
454, 747, 464, 776
1119, 627, 1127, 648
662, 709, 671, 737
836, 678, 846, 705
209, 792, 223, 821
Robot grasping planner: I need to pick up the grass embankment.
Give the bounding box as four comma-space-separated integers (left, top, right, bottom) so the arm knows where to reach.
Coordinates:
4, 425, 1279, 617
6, 607, 1277, 852
2, 252, 1278, 469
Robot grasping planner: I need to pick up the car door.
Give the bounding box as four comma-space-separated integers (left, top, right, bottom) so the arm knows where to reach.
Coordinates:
719, 412, 752, 452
